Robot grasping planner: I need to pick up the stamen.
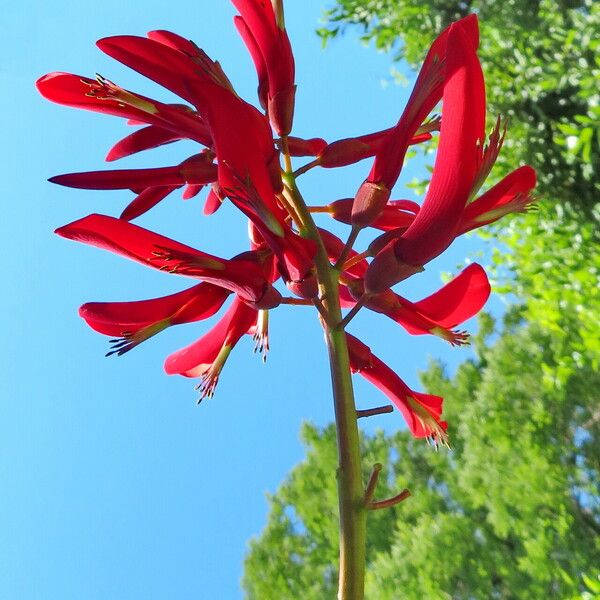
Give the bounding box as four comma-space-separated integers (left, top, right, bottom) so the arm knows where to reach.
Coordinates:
252, 310, 270, 363
469, 115, 508, 200
430, 327, 470, 347
407, 396, 450, 449
149, 245, 224, 275
193, 345, 232, 403
105, 321, 170, 357
82, 73, 158, 114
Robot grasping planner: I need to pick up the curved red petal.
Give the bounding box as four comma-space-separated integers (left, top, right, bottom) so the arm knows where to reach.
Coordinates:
120, 186, 178, 221
182, 183, 204, 200
459, 165, 537, 233
164, 297, 257, 376
106, 126, 181, 162
55, 213, 225, 271
37, 72, 152, 122
234, 16, 269, 109
347, 334, 446, 438
413, 263, 490, 328
79, 283, 230, 336
97, 35, 208, 108
394, 17, 485, 266
50, 159, 217, 190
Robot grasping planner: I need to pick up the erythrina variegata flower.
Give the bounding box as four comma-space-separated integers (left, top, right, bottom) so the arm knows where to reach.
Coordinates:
41, 5, 536, 595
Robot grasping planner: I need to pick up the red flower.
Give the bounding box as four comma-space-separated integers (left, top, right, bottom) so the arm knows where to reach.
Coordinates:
360, 263, 490, 345
350, 15, 479, 228
347, 335, 448, 444
165, 297, 259, 400
316, 120, 438, 170
49, 154, 217, 191
55, 214, 281, 308
96, 32, 234, 111
36, 72, 212, 146
325, 198, 419, 232
458, 165, 537, 234
80, 283, 231, 355
232, 0, 296, 135
365, 16, 487, 292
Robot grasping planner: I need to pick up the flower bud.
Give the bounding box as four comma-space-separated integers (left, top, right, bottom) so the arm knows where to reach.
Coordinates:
351, 181, 390, 228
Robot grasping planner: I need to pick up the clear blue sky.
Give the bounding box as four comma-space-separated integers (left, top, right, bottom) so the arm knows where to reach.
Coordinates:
1, 1, 502, 598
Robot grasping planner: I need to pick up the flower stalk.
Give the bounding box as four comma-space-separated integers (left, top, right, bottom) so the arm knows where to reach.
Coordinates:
282, 161, 366, 600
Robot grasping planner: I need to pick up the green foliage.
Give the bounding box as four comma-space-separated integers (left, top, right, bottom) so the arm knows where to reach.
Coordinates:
318, 0, 600, 218
244, 319, 600, 598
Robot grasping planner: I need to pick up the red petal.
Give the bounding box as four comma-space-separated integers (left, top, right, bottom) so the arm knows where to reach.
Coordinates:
50, 157, 217, 190
55, 213, 226, 271
97, 35, 209, 108
234, 16, 269, 109
146, 30, 201, 56
231, 0, 295, 134
106, 126, 181, 162
394, 16, 485, 266
120, 186, 178, 221
285, 136, 326, 157
164, 297, 257, 376
347, 334, 446, 439
459, 165, 537, 233
182, 184, 204, 200
368, 263, 489, 336
412, 263, 490, 328
203, 187, 224, 215
79, 283, 230, 336
37, 72, 153, 122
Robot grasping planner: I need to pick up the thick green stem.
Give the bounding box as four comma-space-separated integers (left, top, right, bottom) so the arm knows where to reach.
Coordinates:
282, 167, 366, 600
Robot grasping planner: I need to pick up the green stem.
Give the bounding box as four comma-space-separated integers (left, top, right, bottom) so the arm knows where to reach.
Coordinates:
282, 165, 366, 600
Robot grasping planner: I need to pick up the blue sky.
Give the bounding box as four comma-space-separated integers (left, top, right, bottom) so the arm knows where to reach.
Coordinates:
1, 2, 502, 598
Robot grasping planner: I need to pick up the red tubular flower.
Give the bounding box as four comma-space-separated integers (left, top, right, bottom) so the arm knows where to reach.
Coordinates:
366, 17, 486, 292
358, 263, 490, 345
49, 154, 217, 190
80, 282, 231, 355
55, 214, 281, 308
317, 119, 439, 170
350, 15, 479, 228
458, 165, 537, 234
232, 0, 296, 135
347, 334, 448, 444
325, 198, 419, 232
97, 33, 234, 111
36, 72, 212, 146
165, 297, 259, 400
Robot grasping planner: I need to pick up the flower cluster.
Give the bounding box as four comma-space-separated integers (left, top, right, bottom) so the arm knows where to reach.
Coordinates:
38, 2, 535, 446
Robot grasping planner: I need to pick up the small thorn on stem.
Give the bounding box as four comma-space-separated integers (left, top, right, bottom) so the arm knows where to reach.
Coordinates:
363, 463, 382, 507
368, 488, 411, 511
356, 404, 394, 419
